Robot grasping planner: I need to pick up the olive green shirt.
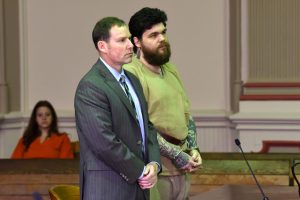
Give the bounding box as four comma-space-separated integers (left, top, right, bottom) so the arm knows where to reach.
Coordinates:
124, 56, 190, 140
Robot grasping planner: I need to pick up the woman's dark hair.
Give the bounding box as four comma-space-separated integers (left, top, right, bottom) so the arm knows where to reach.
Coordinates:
92, 16, 126, 50
22, 100, 59, 150
129, 7, 168, 53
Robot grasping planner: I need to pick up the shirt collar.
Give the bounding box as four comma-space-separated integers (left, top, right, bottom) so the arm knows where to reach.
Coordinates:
99, 57, 125, 81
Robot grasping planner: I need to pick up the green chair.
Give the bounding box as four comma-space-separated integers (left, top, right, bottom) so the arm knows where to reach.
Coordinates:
49, 185, 80, 200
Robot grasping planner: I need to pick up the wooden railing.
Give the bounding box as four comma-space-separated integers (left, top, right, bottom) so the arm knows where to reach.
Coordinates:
1, 153, 300, 199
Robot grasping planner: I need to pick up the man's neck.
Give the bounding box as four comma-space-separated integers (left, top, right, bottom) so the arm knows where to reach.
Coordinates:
100, 55, 122, 72
140, 56, 161, 75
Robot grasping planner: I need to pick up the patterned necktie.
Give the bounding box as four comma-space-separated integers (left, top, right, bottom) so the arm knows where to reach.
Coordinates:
119, 75, 137, 115
120, 75, 145, 158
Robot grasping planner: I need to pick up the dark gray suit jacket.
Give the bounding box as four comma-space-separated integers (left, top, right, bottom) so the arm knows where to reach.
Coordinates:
74, 59, 161, 200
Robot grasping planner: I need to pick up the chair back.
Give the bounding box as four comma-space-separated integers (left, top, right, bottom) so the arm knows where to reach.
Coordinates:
49, 185, 80, 200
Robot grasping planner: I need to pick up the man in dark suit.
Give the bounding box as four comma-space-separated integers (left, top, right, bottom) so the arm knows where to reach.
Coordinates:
74, 17, 161, 200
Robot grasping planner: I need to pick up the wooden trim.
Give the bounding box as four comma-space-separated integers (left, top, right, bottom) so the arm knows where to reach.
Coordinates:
243, 82, 300, 88
240, 94, 300, 100
241, 82, 300, 100
259, 140, 300, 153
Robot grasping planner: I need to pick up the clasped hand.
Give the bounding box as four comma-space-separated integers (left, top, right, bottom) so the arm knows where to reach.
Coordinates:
181, 149, 202, 173
138, 163, 158, 189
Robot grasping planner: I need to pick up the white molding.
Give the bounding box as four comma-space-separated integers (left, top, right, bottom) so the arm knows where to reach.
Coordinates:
192, 109, 233, 127
0, 0, 4, 79
193, 110, 237, 152
2, 109, 300, 155
0, 0, 8, 113
0, 111, 76, 129
223, 0, 231, 111
195, 115, 233, 128
241, 0, 249, 82
231, 113, 300, 132
19, 0, 29, 112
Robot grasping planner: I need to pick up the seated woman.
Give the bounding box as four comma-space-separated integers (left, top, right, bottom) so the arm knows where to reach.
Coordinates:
11, 100, 74, 159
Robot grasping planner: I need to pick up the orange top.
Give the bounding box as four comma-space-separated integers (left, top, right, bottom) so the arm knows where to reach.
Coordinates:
11, 133, 74, 159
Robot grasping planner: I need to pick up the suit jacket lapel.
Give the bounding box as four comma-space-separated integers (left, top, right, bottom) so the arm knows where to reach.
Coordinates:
96, 59, 138, 122
126, 71, 150, 161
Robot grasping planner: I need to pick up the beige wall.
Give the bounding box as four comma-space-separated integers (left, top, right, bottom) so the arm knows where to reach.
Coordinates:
20, 0, 230, 113
0, 0, 233, 157
2, 0, 300, 156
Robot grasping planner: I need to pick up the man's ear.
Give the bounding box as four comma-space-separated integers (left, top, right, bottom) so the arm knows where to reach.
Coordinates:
133, 37, 141, 48
97, 40, 107, 53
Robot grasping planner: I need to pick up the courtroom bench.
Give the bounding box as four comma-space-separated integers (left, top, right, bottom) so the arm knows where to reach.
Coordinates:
0, 159, 79, 200
1, 153, 300, 199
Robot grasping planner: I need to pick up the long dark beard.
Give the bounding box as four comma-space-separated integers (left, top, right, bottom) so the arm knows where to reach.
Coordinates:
141, 42, 171, 66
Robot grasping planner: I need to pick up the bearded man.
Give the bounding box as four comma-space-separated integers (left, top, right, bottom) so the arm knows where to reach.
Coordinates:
124, 7, 202, 200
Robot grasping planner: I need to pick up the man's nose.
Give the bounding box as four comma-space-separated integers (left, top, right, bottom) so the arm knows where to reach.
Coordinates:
127, 39, 133, 48
158, 34, 166, 41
